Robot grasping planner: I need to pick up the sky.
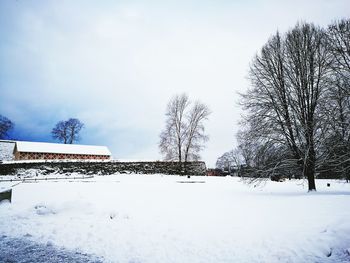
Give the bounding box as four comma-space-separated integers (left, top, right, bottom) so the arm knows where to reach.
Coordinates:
0, 0, 349, 167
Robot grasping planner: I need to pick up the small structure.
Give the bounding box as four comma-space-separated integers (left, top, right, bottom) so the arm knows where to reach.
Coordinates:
13, 141, 111, 161
0, 189, 12, 203
207, 168, 225, 176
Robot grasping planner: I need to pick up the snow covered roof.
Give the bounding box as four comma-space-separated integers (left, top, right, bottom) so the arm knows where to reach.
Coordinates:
14, 141, 111, 156
0, 140, 16, 143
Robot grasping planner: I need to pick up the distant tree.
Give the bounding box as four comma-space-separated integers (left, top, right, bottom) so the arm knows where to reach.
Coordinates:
52, 121, 68, 143
159, 94, 211, 162
183, 101, 210, 162
216, 150, 240, 173
159, 94, 190, 161
0, 115, 14, 139
52, 118, 84, 144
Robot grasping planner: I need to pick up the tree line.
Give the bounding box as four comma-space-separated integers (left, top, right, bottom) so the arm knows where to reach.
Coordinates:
0, 115, 84, 144
218, 19, 350, 191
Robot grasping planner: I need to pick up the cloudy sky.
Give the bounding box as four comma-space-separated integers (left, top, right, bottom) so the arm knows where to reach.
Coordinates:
0, 0, 349, 166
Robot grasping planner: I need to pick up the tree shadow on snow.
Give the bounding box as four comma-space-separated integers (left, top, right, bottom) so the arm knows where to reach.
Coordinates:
0, 235, 103, 263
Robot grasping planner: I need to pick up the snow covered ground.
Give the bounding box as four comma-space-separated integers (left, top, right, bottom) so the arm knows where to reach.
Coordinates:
0, 174, 349, 263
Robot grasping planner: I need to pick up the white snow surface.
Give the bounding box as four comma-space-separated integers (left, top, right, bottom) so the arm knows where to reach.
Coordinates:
15, 141, 111, 156
0, 175, 349, 263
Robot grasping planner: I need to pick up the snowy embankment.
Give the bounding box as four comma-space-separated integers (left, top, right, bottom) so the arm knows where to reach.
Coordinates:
0, 175, 349, 263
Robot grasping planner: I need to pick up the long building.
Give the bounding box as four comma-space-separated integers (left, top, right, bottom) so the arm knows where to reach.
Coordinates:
13, 141, 111, 161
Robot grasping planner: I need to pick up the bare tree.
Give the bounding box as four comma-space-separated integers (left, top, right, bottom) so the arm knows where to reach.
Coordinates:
52, 118, 84, 144
328, 19, 350, 83
159, 94, 189, 161
183, 101, 210, 162
0, 114, 14, 139
319, 19, 350, 181
52, 121, 68, 144
159, 94, 210, 162
216, 150, 241, 174
284, 23, 331, 190
240, 23, 331, 191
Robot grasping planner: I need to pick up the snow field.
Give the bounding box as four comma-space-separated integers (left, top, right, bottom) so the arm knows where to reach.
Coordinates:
0, 175, 349, 263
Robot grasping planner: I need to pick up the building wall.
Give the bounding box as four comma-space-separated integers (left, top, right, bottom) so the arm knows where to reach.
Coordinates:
15, 151, 110, 160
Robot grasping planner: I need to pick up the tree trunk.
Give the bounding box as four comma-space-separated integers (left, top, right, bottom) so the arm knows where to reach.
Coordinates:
178, 143, 182, 162
306, 164, 316, 191
304, 146, 316, 191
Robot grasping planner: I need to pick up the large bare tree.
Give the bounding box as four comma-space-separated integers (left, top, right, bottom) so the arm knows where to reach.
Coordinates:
320, 19, 350, 181
159, 94, 210, 162
284, 23, 331, 190
240, 23, 331, 191
52, 118, 84, 144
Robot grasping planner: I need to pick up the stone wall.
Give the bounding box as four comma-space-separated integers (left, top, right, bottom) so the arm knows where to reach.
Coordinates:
0, 161, 207, 176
